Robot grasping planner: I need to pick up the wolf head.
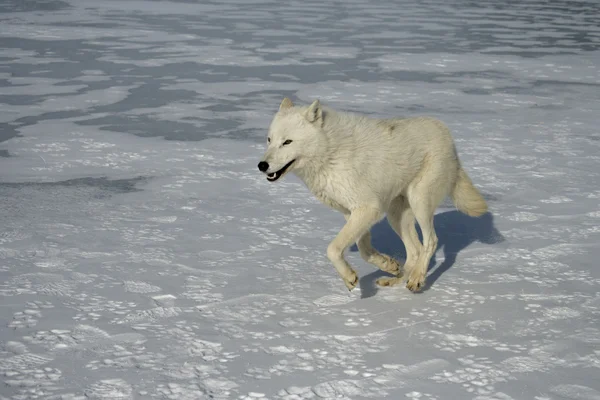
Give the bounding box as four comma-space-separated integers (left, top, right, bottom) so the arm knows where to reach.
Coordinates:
257, 97, 325, 182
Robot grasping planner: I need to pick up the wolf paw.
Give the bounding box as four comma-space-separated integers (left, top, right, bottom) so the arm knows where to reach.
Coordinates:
344, 271, 359, 291
377, 254, 402, 276
376, 277, 403, 287
405, 271, 425, 293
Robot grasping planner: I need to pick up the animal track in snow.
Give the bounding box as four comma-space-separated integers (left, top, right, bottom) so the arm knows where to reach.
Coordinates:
122, 280, 162, 293
344, 317, 371, 327
4, 272, 78, 297
111, 306, 182, 324
506, 211, 544, 222
279, 317, 312, 328
239, 392, 267, 400
84, 379, 133, 399
550, 384, 600, 400
148, 215, 178, 223
0, 353, 62, 398
22, 324, 111, 351
467, 320, 497, 333
8, 308, 43, 329
155, 379, 238, 399
405, 392, 438, 399
182, 275, 225, 304
0, 353, 54, 372
431, 356, 510, 396
3, 367, 63, 399
540, 196, 573, 203
419, 330, 527, 354
0, 229, 32, 244
66, 295, 135, 322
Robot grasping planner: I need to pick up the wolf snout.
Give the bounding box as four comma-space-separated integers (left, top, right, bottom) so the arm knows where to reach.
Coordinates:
257, 161, 269, 172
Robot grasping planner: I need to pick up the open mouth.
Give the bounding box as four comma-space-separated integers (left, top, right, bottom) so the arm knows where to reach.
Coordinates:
267, 159, 295, 182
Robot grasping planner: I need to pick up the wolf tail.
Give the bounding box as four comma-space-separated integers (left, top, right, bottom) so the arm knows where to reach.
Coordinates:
451, 167, 488, 217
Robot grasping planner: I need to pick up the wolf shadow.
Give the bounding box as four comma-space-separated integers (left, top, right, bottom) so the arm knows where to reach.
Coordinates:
352, 210, 505, 298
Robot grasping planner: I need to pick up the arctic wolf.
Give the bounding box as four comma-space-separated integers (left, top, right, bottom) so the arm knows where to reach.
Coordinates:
258, 98, 487, 292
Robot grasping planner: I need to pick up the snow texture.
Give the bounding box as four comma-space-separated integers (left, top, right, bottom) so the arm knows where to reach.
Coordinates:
1, 0, 599, 399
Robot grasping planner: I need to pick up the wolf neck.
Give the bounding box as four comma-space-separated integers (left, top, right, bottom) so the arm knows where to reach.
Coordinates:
293, 108, 334, 179
292, 107, 350, 191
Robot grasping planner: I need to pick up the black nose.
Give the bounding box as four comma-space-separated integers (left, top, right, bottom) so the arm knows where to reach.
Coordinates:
258, 161, 269, 172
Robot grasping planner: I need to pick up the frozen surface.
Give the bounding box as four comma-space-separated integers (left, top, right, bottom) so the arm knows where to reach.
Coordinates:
1, 0, 600, 399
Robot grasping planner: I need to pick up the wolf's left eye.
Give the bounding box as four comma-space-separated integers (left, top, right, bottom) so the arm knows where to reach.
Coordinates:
267, 137, 271, 143
283, 140, 293, 146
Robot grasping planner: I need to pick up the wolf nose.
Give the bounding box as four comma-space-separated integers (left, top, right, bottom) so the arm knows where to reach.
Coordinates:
258, 161, 269, 172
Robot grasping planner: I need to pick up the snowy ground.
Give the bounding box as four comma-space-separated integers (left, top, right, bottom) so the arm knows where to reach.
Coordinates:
1, 0, 600, 399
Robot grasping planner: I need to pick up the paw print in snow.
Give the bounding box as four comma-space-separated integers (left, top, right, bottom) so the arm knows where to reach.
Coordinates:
244, 366, 271, 380
122, 280, 162, 293
467, 320, 496, 333
7, 300, 53, 329
279, 317, 311, 328
3, 367, 63, 398
239, 392, 267, 400
525, 303, 542, 313
276, 386, 314, 399
73, 312, 102, 322
344, 317, 371, 327
9, 309, 42, 329
431, 355, 512, 395
406, 392, 438, 399
27, 300, 54, 309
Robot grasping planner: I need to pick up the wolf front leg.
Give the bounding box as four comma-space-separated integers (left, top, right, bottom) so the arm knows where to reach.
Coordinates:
342, 214, 401, 276
327, 207, 383, 291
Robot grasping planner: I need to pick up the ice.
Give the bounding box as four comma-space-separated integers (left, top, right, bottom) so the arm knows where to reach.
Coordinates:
1, 0, 599, 399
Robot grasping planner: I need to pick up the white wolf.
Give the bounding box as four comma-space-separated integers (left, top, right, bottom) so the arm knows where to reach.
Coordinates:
258, 98, 487, 292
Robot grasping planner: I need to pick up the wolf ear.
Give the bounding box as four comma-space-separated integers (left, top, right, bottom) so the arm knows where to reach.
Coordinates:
279, 97, 294, 111
305, 99, 322, 123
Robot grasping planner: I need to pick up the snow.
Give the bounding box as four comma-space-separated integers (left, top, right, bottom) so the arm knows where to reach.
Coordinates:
1, 0, 599, 399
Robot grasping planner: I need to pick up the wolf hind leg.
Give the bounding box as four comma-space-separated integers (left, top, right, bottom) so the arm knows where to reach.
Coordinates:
354, 230, 402, 276
403, 164, 454, 292
377, 195, 422, 287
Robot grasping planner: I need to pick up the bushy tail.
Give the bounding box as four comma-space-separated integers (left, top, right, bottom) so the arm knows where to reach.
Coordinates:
451, 167, 488, 217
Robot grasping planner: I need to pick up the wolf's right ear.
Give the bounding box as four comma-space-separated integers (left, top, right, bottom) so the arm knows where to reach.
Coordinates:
279, 97, 294, 111
305, 99, 322, 123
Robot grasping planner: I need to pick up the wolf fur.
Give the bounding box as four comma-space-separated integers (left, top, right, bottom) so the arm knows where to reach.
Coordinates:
258, 98, 487, 292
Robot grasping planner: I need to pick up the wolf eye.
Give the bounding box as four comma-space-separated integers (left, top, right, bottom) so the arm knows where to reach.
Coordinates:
283, 140, 293, 146
267, 137, 271, 143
